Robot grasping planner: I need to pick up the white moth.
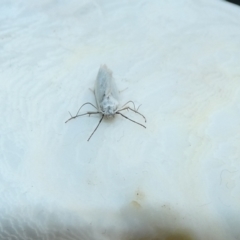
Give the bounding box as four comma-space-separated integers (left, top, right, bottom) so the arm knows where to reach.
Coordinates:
65, 65, 146, 141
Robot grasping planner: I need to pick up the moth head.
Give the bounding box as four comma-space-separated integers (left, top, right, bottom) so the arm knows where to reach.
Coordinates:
100, 96, 119, 117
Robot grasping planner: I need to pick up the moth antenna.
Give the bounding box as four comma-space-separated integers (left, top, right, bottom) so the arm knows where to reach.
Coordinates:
65, 112, 100, 124
116, 112, 146, 128
118, 107, 146, 122
87, 114, 104, 141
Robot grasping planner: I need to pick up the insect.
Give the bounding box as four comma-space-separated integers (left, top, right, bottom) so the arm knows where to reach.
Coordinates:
65, 65, 146, 141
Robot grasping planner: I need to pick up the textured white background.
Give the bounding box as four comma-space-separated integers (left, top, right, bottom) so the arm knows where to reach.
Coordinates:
0, 0, 240, 239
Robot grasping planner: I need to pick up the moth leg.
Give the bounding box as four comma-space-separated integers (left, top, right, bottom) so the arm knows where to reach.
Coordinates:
76, 102, 97, 115
136, 104, 142, 111
118, 107, 146, 122
119, 87, 128, 93
87, 114, 104, 141
116, 112, 146, 128
65, 112, 100, 124
120, 100, 136, 110
89, 88, 95, 94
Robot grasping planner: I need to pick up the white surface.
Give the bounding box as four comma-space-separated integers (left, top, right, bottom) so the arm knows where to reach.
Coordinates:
1, 0, 240, 239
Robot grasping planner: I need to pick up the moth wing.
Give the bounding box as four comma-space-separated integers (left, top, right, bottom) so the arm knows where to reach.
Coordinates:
94, 65, 119, 108
109, 73, 119, 101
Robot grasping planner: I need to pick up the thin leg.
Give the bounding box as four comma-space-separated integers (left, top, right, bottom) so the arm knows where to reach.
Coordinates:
76, 102, 97, 115
116, 112, 146, 128
120, 100, 136, 110
136, 104, 142, 111
89, 88, 94, 93
65, 112, 100, 123
87, 114, 104, 141
119, 87, 128, 93
118, 107, 146, 122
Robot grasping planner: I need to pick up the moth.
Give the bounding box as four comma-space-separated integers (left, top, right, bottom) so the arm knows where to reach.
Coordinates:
65, 65, 146, 141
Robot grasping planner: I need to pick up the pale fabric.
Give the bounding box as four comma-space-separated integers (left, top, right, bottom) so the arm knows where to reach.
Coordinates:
1, 0, 240, 239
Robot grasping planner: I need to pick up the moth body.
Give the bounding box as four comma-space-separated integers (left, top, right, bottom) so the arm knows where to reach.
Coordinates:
65, 65, 146, 141
94, 65, 119, 117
